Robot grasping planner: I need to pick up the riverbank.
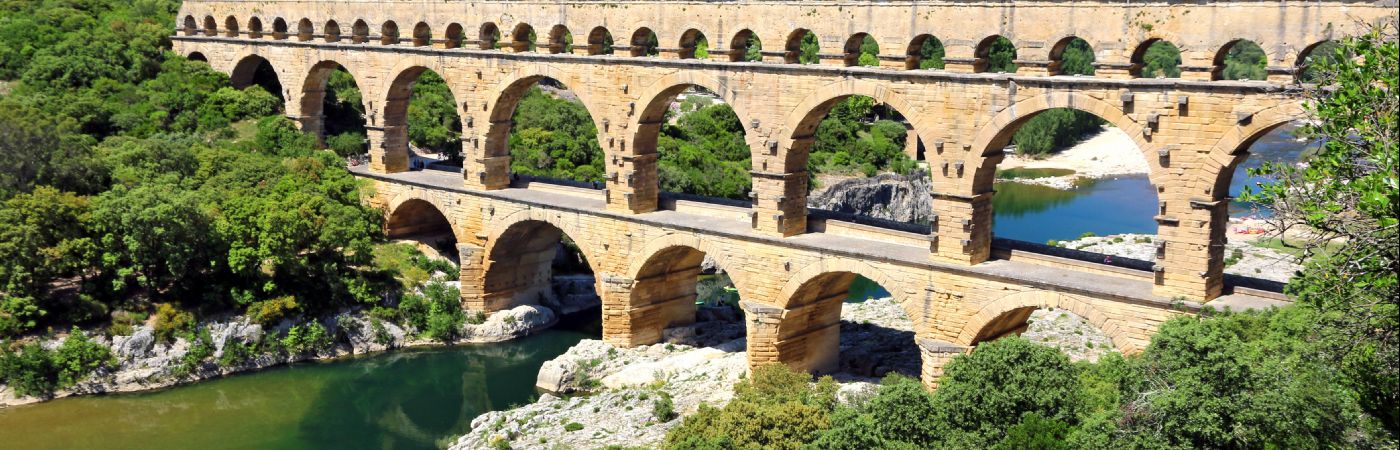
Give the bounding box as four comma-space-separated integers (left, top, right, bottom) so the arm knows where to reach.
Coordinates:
449, 298, 1114, 450
1053, 230, 1302, 283
0, 302, 561, 409
998, 125, 1148, 189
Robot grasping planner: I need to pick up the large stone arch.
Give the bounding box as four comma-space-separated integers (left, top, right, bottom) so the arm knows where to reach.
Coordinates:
779, 80, 926, 172
760, 259, 920, 374
962, 91, 1153, 193
628, 71, 762, 159
1194, 102, 1307, 201
384, 189, 466, 243
953, 290, 1137, 353
375, 59, 467, 171
480, 63, 606, 159
296, 59, 371, 142
621, 233, 749, 345
475, 208, 607, 312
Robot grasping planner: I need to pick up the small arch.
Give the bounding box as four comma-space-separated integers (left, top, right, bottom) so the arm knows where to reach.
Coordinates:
1048, 36, 1095, 76
323, 20, 341, 43
906, 34, 945, 70
202, 15, 217, 37
272, 18, 288, 40
412, 22, 431, 47
974, 35, 1017, 73
679, 29, 708, 59
547, 25, 573, 54
785, 28, 819, 64
1296, 40, 1341, 83
351, 20, 369, 44
729, 29, 762, 62
380, 21, 400, 45
223, 16, 239, 38
247, 17, 263, 39
186, 51, 207, 63
479, 22, 501, 49
510, 23, 537, 52
587, 26, 613, 55
1130, 38, 1182, 78
296, 18, 313, 42
183, 16, 197, 36
444, 23, 464, 49
1213, 39, 1268, 81
630, 27, 659, 57
844, 33, 878, 67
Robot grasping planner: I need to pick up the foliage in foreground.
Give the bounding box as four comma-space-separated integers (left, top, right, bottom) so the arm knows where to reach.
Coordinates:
0, 333, 115, 397
1239, 25, 1399, 436
664, 308, 1395, 449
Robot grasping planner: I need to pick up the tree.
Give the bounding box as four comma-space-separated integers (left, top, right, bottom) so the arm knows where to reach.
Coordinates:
1140, 40, 1183, 78
1239, 25, 1398, 437
918, 37, 945, 70
799, 32, 820, 64
1221, 40, 1268, 81
1058, 38, 1095, 76
0, 187, 95, 335
931, 337, 1083, 446
406, 71, 462, 161
984, 37, 1017, 73
809, 375, 938, 449
0, 107, 105, 199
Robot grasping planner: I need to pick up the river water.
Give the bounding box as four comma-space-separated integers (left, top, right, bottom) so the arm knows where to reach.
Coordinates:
0, 319, 598, 450
993, 126, 1311, 243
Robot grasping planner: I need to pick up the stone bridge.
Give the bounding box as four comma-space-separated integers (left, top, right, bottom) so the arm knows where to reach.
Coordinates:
172, 0, 1391, 387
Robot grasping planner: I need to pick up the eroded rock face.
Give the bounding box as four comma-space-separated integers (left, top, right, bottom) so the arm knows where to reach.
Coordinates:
544, 275, 602, 316
807, 172, 932, 223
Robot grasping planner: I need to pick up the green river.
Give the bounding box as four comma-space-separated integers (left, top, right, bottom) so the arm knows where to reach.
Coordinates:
0, 324, 595, 450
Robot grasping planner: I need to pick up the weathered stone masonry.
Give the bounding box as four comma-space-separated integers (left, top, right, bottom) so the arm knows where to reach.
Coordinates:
173, 0, 1393, 387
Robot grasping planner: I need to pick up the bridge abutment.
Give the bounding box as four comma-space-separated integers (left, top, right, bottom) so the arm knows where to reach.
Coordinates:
917, 338, 970, 390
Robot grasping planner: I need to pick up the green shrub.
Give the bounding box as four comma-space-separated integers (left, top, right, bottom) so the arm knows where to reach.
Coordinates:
1079, 231, 1097, 239
152, 303, 194, 343
653, 390, 677, 422
466, 310, 487, 325
174, 328, 215, 376
0, 333, 115, 398
281, 321, 332, 355
932, 337, 1083, 446
326, 132, 367, 157
665, 364, 837, 450
246, 295, 299, 327
564, 422, 584, 432
218, 340, 253, 366
253, 115, 316, 157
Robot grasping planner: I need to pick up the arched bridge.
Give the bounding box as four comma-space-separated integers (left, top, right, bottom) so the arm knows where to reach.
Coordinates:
173, 0, 1392, 387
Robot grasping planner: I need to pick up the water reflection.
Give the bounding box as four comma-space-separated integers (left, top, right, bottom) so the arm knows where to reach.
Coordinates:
0, 328, 594, 450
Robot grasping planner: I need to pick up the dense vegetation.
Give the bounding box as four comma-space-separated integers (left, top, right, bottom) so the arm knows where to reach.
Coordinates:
0, 0, 448, 393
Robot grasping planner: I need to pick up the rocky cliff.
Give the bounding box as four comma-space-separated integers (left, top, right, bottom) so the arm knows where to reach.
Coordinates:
807, 171, 932, 224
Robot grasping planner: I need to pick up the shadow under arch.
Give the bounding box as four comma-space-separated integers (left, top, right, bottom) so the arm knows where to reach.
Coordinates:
229, 53, 285, 101
626, 237, 749, 346
478, 210, 604, 313
299, 60, 370, 142
954, 290, 1137, 353
767, 260, 920, 375
385, 196, 461, 263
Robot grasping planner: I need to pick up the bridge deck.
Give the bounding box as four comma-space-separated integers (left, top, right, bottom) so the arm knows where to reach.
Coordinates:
351, 166, 1282, 313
